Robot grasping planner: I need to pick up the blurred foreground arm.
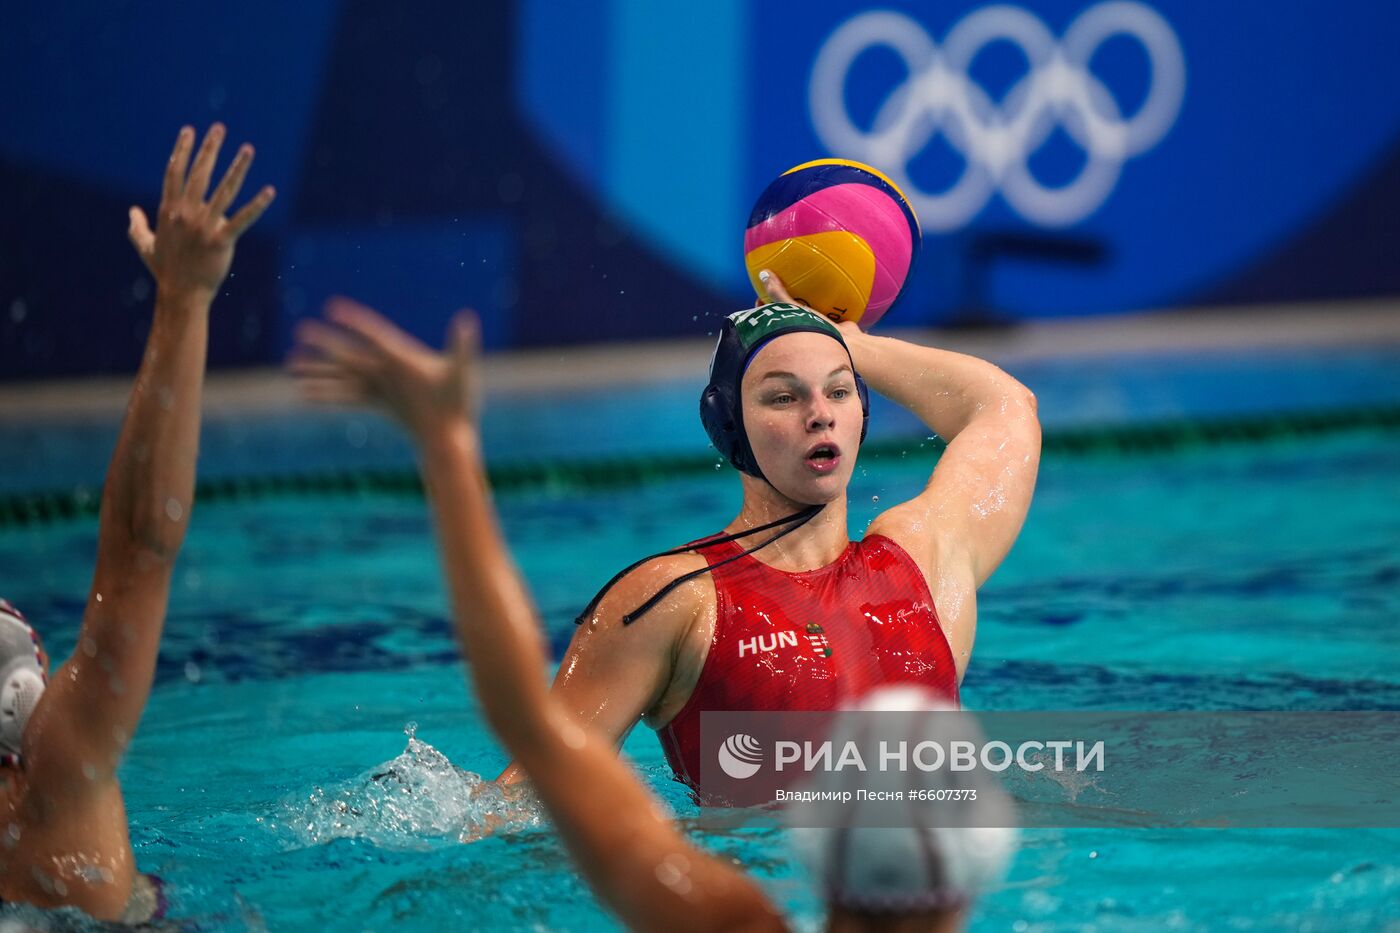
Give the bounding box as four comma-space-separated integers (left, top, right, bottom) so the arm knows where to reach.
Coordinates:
290, 303, 784, 933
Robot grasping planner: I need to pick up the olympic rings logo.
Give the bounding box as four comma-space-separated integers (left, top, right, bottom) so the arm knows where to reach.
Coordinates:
809, 2, 1186, 230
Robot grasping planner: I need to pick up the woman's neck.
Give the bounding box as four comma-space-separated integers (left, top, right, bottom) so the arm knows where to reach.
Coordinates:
727, 482, 850, 572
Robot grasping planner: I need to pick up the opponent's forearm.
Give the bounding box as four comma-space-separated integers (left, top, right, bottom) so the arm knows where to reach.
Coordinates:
847, 331, 1036, 441
48, 289, 212, 773
416, 419, 780, 933
418, 421, 553, 747
99, 288, 211, 561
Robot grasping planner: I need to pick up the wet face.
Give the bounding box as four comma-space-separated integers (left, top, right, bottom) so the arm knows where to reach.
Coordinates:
740, 332, 862, 504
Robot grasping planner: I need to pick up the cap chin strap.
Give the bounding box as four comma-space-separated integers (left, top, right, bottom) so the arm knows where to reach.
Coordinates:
576, 503, 825, 627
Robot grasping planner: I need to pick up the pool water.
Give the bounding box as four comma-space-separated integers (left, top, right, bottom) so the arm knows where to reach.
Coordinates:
0, 416, 1396, 931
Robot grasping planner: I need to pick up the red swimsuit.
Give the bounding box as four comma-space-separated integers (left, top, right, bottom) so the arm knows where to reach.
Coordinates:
656, 533, 960, 794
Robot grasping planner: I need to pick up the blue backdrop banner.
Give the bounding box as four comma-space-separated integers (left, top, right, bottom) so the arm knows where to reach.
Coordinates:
4, 1, 1398, 377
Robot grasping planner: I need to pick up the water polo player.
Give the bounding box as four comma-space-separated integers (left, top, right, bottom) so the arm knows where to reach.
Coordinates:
294, 274, 1039, 801
507, 272, 1040, 797
290, 306, 1016, 930
0, 125, 273, 920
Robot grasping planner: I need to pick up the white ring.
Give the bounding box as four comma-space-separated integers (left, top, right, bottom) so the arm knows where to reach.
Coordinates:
809, 2, 1186, 229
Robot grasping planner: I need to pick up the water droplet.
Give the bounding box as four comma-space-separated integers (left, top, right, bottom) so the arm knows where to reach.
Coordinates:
165, 497, 184, 521
655, 853, 693, 893
82, 762, 98, 781
184, 661, 202, 683
345, 420, 369, 449
871, 495, 879, 503
1089, 850, 1098, 859
561, 723, 586, 750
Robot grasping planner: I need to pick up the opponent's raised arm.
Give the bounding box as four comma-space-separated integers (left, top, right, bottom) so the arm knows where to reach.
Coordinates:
26, 125, 275, 791
291, 304, 782, 932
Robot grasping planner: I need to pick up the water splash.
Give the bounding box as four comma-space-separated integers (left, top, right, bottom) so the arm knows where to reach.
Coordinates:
277, 723, 544, 850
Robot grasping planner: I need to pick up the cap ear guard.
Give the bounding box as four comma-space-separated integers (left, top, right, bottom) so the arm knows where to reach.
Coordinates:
700, 381, 764, 478
0, 601, 45, 768
1, 666, 45, 765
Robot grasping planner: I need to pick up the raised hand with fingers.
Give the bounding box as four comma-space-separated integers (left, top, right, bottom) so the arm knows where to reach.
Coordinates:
127, 123, 276, 302
290, 298, 481, 439
0, 124, 278, 924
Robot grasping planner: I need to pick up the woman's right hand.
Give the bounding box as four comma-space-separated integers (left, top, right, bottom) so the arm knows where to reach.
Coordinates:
127, 124, 275, 305
289, 297, 481, 439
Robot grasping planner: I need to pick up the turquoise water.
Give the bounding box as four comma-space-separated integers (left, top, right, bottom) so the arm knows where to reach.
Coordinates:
0, 422, 1396, 930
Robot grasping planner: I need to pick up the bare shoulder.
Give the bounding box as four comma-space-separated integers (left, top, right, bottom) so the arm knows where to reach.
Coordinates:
582, 550, 715, 635
563, 548, 718, 729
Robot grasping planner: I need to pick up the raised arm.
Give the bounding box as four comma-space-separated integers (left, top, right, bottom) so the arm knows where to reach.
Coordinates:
851, 329, 1040, 579
290, 301, 783, 933
763, 272, 1040, 670
25, 125, 274, 793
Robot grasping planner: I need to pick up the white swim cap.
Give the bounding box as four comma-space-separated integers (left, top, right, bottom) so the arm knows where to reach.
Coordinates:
0, 599, 46, 767
785, 685, 1017, 913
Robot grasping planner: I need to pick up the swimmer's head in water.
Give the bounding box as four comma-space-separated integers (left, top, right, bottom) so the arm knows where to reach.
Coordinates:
785, 686, 1017, 916
0, 599, 46, 768
700, 304, 868, 496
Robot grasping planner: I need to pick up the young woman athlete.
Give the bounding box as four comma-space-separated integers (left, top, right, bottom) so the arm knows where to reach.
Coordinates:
293, 273, 1040, 802
289, 295, 1021, 930
0, 125, 273, 921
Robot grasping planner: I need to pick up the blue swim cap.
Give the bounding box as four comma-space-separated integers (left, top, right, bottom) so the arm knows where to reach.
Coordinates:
699, 303, 869, 479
